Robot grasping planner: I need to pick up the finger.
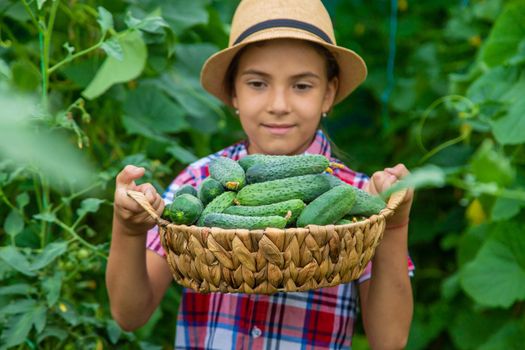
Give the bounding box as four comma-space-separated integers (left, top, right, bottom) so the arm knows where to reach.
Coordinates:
116, 165, 145, 188
385, 163, 409, 178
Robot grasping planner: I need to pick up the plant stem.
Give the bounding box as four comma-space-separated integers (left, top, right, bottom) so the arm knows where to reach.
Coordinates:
55, 219, 108, 260
48, 38, 105, 74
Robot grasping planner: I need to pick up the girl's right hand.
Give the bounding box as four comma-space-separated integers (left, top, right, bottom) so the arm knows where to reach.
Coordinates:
113, 165, 165, 236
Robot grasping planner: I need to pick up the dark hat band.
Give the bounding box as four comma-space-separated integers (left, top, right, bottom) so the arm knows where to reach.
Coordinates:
233, 19, 333, 45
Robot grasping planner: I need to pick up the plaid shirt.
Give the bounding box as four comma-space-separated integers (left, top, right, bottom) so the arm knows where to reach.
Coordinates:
146, 130, 414, 349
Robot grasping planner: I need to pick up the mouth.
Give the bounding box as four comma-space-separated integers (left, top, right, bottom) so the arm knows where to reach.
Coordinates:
262, 123, 296, 135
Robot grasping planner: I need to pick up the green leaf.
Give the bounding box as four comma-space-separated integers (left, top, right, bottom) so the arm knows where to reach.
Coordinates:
97, 7, 114, 34
479, 320, 525, 350
101, 38, 124, 61
449, 308, 508, 350
16, 192, 29, 209
36, 326, 68, 344
4, 209, 24, 238
33, 305, 47, 334
76, 198, 105, 217
125, 12, 169, 33
490, 97, 525, 145
82, 30, 147, 100
31, 241, 68, 271
0, 312, 34, 347
161, 0, 209, 34
166, 143, 198, 164
467, 66, 525, 103
11, 60, 41, 92
0, 246, 36, 276
0, 284, 35, 296
460, 220, 525, 307
480, 2, 525, 67
122, 84, 189, 137
36, 0, 47, 10
33, 212, 57, 223
106, 320, 122, 344
42, 271, 63, 307
469, 139, 515, 186
0, 299, 37, 316
491, 197, 524, 221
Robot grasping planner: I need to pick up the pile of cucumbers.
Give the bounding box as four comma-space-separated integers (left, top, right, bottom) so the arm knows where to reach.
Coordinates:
162, 154, 386, 230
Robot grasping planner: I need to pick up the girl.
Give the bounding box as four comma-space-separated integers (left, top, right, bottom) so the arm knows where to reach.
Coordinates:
107, 0, 414, 349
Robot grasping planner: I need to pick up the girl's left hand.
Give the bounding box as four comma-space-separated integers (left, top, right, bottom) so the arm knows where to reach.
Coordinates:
365, 163, 414, 228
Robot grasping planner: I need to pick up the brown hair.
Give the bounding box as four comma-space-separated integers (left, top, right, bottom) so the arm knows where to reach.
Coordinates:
224, 40, 340, 100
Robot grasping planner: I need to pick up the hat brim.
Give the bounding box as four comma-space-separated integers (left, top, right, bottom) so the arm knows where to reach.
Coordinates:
200, 30, 368, 107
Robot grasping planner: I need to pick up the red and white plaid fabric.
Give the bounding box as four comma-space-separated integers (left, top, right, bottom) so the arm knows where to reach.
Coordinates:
146, 129, 414, 349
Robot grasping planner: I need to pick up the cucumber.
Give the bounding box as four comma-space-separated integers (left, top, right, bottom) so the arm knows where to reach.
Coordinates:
197, 191, 237, 226
335, 218, 353, 225
297, 185, 356, 226
347, 187, 386, 216
322, 173, 345, 188
203, 213, 287, 229
198, 177, 225, 206
175, 184, 198, 197
236, 174, 332, 206
246, 154, 329, 183
166, 194, 203, 225
223, 199, 305, 224
238, 154, 279, 171
209, 157, 246, 190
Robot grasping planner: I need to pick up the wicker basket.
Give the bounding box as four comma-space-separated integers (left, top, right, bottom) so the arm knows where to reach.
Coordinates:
127, 189, 406, 294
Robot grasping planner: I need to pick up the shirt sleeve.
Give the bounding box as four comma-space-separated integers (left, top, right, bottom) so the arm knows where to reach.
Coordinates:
146, 166, 201, 257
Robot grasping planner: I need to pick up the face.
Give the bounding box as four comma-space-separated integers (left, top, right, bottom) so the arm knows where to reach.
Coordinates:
232, 39, 338, 155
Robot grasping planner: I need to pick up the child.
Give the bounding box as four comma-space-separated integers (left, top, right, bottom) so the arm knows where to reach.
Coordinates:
106, 0, 414, 349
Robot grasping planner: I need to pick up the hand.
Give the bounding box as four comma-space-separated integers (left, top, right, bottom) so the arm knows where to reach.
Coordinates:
365, 163, 413, 228
113, 165, 165, 236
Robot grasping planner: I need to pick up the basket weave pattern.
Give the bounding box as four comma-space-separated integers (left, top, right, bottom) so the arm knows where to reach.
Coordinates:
127, 189, 405, 294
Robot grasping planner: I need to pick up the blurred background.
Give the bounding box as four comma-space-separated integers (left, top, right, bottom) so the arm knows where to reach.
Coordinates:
0, 0, 524, 349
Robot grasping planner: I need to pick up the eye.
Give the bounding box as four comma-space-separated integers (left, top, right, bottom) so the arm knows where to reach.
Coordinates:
247, 80, 266, 89
294, 83, 313, 91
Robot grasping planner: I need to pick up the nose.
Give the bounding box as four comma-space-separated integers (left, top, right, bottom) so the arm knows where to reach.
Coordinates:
267, 87, 291, 117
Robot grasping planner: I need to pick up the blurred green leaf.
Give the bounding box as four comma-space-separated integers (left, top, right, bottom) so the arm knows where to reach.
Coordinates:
101, 38, 124, 61
480, 2, 525, 67
82, 30, 147, 99
42, 271, 63, 307
4, 209, 24, 238
31, 241, 68, 271
33, 305, 47, 334
161, 0, 210, 34
166, 142, 198, 164
490, 97, 525, 145
382, 164, 446, 198
106, 320, 122, 344
469, 139, 515, 186
491, 197, 523, 221
0, 246, 36, 276
76, 198, 105, 217
11, 60, 41, 91
122, 84, 189, 137
0, 284, 36, 296
0, 312, 34, 347
478, 320, 525, 350
460, 220, 525, 307
97, 7, 114, 35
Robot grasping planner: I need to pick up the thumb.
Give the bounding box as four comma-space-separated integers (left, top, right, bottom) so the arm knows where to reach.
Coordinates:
116, 165, 146, 188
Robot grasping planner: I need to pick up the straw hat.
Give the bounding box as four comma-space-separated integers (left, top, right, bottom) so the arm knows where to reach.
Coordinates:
200, 0, 368, 107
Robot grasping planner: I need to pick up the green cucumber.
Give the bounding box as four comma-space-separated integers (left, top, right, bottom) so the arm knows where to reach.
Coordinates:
209, 157, 246, 190
297, 185, 356, 226
335, 218, 353, 225
167, 194, 203, 225
198, 177, 225, 206
246, 154, 329, 183
238, 154, 279, 171
175, 184, 198, 197
323, 173, 345, 188
347, 187, 386, 216
236, 174, 331, 205
203, 213, 287, 229
223, 199, 305, 224
197, 191, 237, 226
